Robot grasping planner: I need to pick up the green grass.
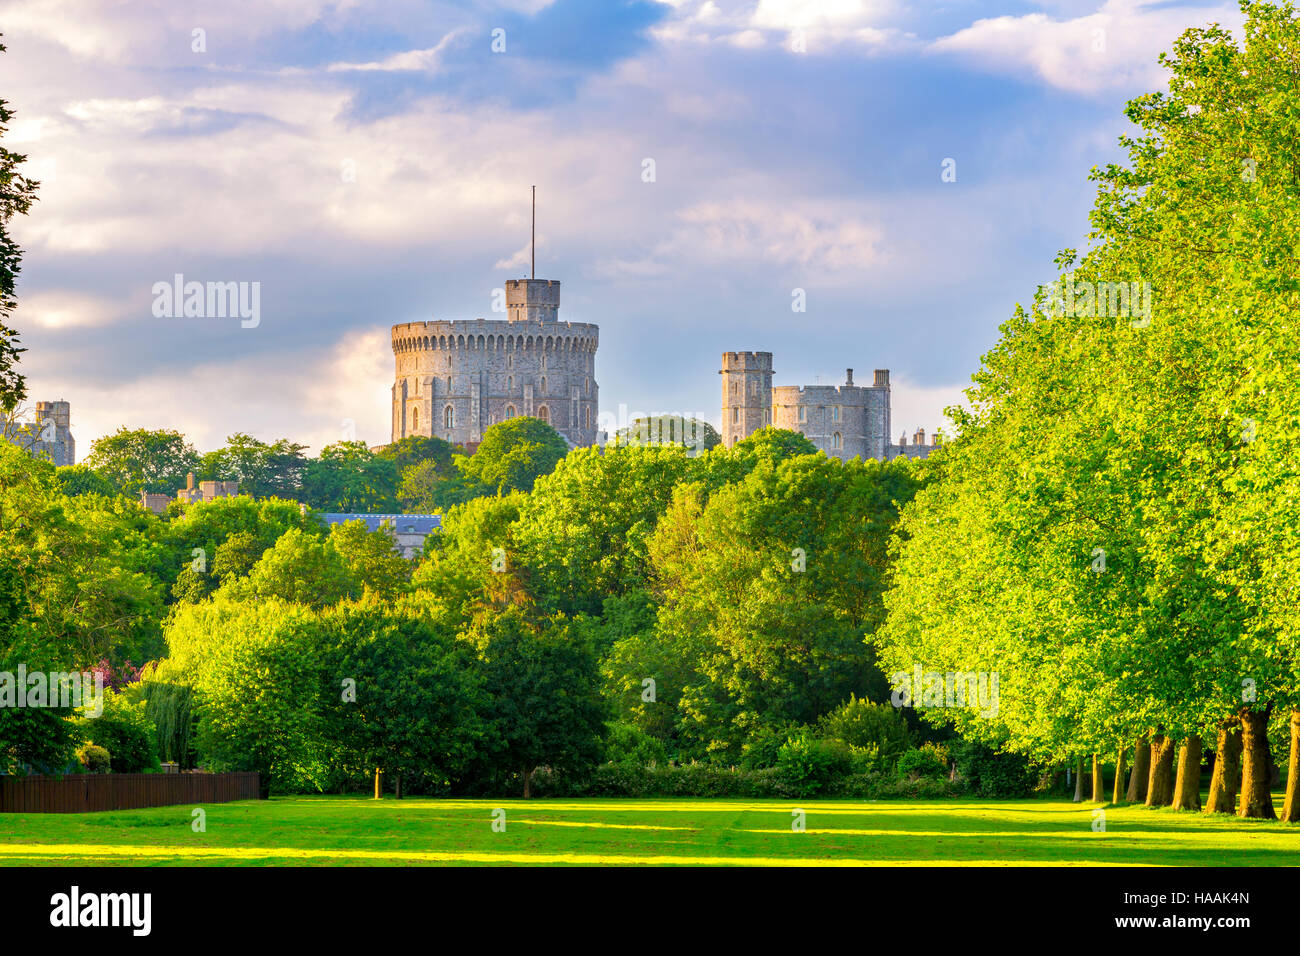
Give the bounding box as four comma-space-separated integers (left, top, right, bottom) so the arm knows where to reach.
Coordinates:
1, 795, 1296, 866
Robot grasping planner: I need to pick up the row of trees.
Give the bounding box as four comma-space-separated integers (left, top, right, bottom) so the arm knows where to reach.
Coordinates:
877, 1, 1300, 820
73, 416, 573, 514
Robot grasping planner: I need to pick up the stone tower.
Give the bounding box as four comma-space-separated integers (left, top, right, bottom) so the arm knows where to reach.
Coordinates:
719, 351, 773, 446
391, 276, 599, 449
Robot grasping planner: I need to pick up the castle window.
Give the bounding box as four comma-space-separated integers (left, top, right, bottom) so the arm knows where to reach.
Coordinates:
584, 377, 589, 394
584, 406, 591, 428
797, 407, 807, 423
832, 405, 841, 422
506, 405, 516, 419
444, 405, 454, 429
508, 375, 513, 391
508, 355, 513, 369
732, 407, 740, 424
412, 407, 419, 431
832, 432, 842, 450
540, 377, 547, 394
537, 405, 549, 424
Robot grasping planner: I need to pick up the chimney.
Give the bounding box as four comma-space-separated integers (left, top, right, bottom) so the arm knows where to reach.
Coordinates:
186, 472, 195, 491
873, 369, 889, 388
845, 369, 854, 386
914, 428, 925, 446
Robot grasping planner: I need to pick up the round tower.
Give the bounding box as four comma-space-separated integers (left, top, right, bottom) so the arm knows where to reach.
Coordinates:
719, 351, 773, 447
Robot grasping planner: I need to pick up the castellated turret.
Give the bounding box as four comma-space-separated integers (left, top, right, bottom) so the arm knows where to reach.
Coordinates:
391, 277, 599, 449
719, 351, 774, 447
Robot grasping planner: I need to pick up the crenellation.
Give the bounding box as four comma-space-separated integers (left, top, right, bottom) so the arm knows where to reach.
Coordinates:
391, 277, 599, 448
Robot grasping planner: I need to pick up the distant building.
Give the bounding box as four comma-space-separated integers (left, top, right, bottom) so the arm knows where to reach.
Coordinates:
886, 427, 943, 461
6, 400, 75, 466
721, 355, 940, 462
139, 472, 241, 515
318, 513, 442, 559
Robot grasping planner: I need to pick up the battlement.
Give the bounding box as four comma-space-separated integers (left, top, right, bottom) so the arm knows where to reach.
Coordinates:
719, 351, 773, 372
391, 319, 598, 352
772, 384, 871, 404
506, 278, 560, 323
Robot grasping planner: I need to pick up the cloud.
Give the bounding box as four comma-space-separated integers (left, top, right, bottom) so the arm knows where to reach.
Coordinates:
26, 326, 393, 462
14, 290, 126, 329
929, 0, 1244, 95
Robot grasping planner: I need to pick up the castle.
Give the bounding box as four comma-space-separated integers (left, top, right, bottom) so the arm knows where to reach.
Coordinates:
5, 400, 75, 466
720, 352, 940, 461
391, 277, 599, 449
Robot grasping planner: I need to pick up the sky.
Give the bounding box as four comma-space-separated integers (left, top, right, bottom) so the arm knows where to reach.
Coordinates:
0, 0, 1247, 460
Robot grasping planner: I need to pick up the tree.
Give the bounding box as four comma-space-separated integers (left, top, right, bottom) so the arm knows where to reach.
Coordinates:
322, 605, 483, 796
328, 520, 411, 600
54, 464, 117, 498
198, 433, 307, 499
376, 434, 457, 475
219, 527, 358, 608
85, 427, 201, 495
614, 416, 719, 455
0, 35, 38, 416
510, 445, 694, 615
458, 417, 568, 495
397, 458, 480, 512
463, 607, 606, 797
643, 453, 922, 760
301, 441, 399, 513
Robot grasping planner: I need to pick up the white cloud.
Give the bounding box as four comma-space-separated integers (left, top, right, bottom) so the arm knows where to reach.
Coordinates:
929, 0, 1244, 95
14, 290, 127, 329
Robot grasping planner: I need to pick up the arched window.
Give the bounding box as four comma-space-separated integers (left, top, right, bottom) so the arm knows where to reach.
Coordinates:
506, 405, 516, 419
412, 406, 419, 431
444, 405, 454, 429
584, 406, 591, 428
833, 432, 842, 449
540, 377, 547, 394
537, 405, 549, 424
507, 375, 513, 391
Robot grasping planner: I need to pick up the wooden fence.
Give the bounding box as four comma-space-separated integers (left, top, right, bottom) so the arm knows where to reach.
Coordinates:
0, 772, 260, 813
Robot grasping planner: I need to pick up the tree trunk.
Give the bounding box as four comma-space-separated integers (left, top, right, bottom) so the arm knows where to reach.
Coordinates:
1171, 737, 1202, 811
1126, 736, 1151, 803
1238, 707, 1276, 819
395, 772, 403, 800
1091, 753, 1104, 802
1205, 721, 1241, 814
1279, 709, 1300, 823
1146, 735, 1175, 806
522, 766, 533, 799
1112, 746, 1126, 805
373, 767, 382, 800
1072, 755, 1084, 802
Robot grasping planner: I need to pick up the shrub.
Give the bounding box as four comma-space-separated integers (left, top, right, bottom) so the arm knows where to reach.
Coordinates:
604, 721, 668, 767
775, 732, 854, 796
947, 739, 1038, 798
74, 689, 159, 773
76, 743, 111, 772
817, 695, 910, 769
897, 743, 950, 780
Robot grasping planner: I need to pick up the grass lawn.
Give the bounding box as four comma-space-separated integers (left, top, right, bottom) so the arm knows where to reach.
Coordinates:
1, 794, 1296, 866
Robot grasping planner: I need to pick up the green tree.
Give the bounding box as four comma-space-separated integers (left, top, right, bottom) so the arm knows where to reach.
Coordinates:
198, 433, 308, 498
0, 35, 38, 415
458, 417, 568, 495
54, 464, 117, 498
328, 520, 412, 600
219, 527, 358, 608
301, 441, 399, 512
463, 607, 606, 797
85, 427, 201, 495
